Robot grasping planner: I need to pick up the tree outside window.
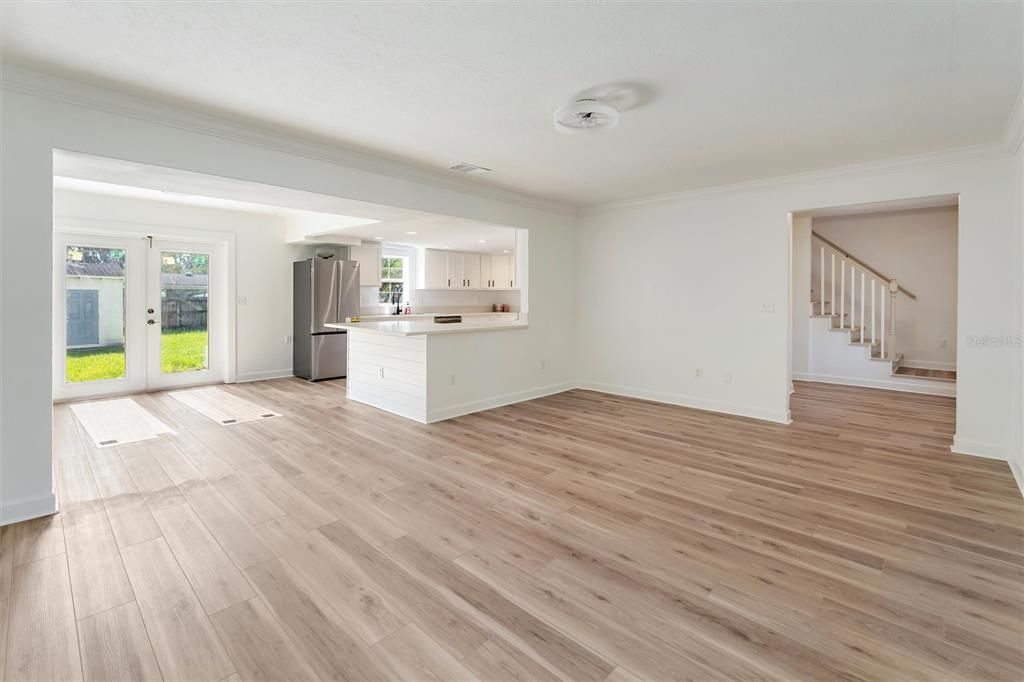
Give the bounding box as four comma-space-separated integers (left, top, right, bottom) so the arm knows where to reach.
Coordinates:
379, 256, 406, 304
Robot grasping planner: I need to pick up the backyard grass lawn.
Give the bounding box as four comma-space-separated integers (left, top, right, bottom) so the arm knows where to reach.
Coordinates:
160, 329, 209, 373
65, 345, 126, 383
66, 330, 208, 382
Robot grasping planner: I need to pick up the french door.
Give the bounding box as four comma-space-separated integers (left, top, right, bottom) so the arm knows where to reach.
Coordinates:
54, 233, 225, 400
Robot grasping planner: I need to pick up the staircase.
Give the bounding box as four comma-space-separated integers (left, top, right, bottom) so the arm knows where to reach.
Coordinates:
806, 233, 955, 394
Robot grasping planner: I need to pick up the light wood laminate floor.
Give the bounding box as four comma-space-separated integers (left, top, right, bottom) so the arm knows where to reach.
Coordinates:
3, 380, 1022, 681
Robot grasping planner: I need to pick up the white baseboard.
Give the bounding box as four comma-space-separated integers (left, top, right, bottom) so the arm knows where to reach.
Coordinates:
574, 381, 792, 424
793, 372, 956, 397
1009, 460, 1024, 500
1, 491, 57, 526
950, 438, 1024, 500
235, 369, 295, 383
950, 436, 1013, 461
427, 382, 575, 423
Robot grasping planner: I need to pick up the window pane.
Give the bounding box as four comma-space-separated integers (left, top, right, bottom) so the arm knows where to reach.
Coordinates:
65, 245, 126, 383
160, 251, 209, 373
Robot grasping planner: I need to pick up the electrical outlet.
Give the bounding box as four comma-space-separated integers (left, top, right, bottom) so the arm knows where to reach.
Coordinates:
237, 295, 248, 305
449, 373, 456, 386
760, 299, 776, 313
539, 359, 546, 370
940, 340, 948, 349
723, 371, 733, 384
695, 368, 703, 378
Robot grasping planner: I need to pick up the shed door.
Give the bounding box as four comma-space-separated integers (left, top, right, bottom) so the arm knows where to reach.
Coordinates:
67, 289, 99, 346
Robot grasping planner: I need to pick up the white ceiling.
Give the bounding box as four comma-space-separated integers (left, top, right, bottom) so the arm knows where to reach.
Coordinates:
53, 151, 516, 253
5, 2, 1022, 206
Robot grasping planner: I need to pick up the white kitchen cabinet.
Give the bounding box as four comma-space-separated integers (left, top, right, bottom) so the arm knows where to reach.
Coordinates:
419, 249, 516, 290
480, 256, 493, 289
478, 254, 513, 289
424, 249, 450, 288
463, 253, 481, 289
490, 254, 513, 289
448, 252, 465, 288
349, 242, 382, 287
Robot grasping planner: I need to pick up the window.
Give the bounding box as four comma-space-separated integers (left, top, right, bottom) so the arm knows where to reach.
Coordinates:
64, 245, 127, 382
379, 255, 407, 304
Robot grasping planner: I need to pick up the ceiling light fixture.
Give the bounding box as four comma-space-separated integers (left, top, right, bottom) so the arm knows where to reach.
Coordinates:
478, 240, 487, 244
449, 162, 491, 174
553, 98, 620, 135
405, 231, 418, 235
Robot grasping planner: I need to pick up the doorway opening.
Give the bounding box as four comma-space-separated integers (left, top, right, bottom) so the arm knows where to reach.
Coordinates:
788, 194, 959, 403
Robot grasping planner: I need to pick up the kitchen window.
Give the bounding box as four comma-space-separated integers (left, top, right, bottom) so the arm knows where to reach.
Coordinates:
378, 255, 407, 304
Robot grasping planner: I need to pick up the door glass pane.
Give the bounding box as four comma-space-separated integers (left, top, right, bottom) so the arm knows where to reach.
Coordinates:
160, 251, 209, 373
65, 245, 126, 382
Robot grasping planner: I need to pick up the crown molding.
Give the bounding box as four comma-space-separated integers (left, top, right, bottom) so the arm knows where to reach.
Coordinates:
582, 140, 1011, 213
4, 63, 1018, 218
0, 64, 577, 217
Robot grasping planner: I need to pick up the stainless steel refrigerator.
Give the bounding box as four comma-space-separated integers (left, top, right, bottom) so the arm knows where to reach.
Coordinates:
293, 257, 360, 381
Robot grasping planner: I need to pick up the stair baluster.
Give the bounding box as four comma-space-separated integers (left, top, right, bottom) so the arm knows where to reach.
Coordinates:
820, 247, 825, 316
850, 264, 857, 331
889, 279, 898, 362
840, 259, 846, 328
871, 279, 876, 346
859, 272, 865, 344
881, 287, 886, 358
830, 253, 836, 320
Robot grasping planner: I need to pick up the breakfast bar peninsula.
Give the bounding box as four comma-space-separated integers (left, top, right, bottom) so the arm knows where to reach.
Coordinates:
326, 315, 529, 422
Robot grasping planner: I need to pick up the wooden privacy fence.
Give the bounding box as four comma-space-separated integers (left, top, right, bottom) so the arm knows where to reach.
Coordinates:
161, 297, 207, 330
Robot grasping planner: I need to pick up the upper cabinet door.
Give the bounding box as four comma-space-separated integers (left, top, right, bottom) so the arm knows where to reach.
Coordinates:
490, 254, 513, 289
448, 252, 465, 288
463, 253, 481, 289
349, 243, 381, 287
480, 255, 493, 288
424, 249, 450, 288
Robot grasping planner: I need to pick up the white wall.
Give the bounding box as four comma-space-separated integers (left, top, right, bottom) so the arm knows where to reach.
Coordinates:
0, 67, 577, 525
812, 206, 958, 370
790, 215, 812, 380
54, 189, 315, 382
578, 149, 1022, 458
1014, 125, 1024, 492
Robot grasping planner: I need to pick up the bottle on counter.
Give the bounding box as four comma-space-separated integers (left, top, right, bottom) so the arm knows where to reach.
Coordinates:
404, 301, 412, 315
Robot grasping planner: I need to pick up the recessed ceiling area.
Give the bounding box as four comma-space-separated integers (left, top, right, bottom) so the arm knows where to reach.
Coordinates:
53, 151, 517, 253
5, 2, 1021, 206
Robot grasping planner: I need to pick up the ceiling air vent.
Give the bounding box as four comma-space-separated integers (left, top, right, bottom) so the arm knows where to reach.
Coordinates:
448, 162, 491, 175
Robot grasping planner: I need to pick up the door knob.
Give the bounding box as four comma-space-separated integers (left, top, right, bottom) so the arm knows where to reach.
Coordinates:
147, 319, 157, 325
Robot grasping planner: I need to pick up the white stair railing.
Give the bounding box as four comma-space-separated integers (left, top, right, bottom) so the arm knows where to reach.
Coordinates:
811, 234, 909, 362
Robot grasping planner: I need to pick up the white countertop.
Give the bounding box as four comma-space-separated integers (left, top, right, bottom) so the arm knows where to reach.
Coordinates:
326, 317, 528, 337
358, 311, 518, 321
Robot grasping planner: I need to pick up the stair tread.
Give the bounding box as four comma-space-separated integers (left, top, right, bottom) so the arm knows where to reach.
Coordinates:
893, 366, 956, 381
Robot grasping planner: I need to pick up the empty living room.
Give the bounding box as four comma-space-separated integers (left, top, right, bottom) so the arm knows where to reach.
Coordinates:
1, 2, 1023, 680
